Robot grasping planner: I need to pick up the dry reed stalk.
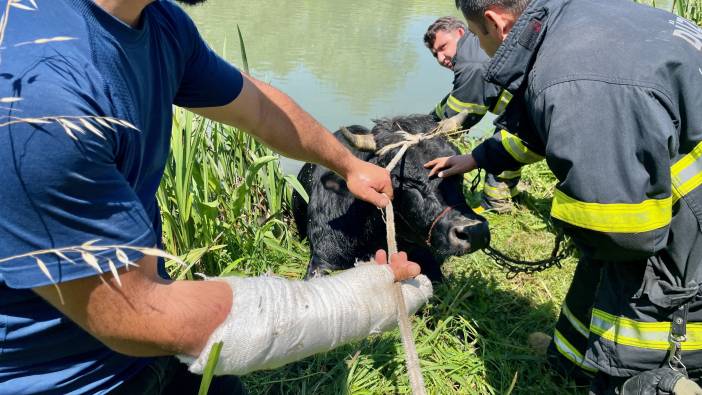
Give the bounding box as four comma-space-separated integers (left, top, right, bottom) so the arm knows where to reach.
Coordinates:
0, 0, 39, 62
0, 240, 189, 304
14, 36, 77, 47
0, 115, 140, 139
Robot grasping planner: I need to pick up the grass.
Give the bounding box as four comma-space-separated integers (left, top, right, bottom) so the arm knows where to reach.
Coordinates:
158, 112, 584, 394
159, 112, 584, 393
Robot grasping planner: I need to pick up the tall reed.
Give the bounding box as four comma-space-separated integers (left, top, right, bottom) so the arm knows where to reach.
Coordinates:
157, 108, 309, 279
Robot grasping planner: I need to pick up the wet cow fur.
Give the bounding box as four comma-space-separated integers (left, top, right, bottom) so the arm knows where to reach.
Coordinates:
292, 114, 489, 281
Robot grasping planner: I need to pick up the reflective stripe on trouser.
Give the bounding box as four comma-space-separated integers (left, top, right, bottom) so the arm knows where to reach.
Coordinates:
483, 172, 520, 203
586, 257, 702, 378
547, 258, 601, 379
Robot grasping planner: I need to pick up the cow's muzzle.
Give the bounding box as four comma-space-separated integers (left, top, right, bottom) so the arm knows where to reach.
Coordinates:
448, 219, 490, 253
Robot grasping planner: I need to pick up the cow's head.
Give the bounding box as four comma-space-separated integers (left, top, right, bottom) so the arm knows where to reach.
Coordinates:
343, 114, 490, 258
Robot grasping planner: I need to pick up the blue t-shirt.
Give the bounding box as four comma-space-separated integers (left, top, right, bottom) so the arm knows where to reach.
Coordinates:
0, 0, 243, 393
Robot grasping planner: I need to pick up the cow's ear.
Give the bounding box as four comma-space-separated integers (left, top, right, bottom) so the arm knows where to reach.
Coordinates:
321, 172, 348, 194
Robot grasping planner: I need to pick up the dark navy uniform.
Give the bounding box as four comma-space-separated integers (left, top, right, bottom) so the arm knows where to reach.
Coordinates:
472, 0, 702, 390
432, 34, 528, 210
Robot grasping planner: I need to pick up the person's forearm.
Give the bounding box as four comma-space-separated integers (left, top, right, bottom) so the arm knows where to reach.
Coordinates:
34, 257, 231, 358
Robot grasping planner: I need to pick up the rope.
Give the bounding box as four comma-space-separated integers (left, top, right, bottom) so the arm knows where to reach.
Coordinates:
383, 200, 426, 395
376, 118, 569, 392
383, 140, 427, 395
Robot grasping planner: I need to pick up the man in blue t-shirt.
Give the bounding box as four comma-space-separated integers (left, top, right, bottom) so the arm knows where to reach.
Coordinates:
0, 0, 432, 394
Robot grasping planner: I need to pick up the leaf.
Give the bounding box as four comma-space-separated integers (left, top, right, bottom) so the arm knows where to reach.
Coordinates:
117, 119, 139, 131
236, 25, 250, 75
58, 119, 85, 135
198, 341, 223, 395
60, 124, 77, 140
35, 257, 54, 282
0, 96, 20, 103
14, 36, 77, 47
104, 117, 139, 131
9, 2, 35, 11
135, 247, 186, 267
35, 256, 66, 305
174, 245, 226, 280
54, 250, 77, 265
93, 117, 115, 131
80, 239, 104, 251
81, 252, 102, 273
107, 259, 122, 287
79, 118, 105, 139
115, 248, 134, 269
6, 117, 50, 125
284, 174, 309, 203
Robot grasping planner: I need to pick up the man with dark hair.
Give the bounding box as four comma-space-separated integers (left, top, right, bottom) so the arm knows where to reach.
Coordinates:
424, 16, 536, 212
426, 0, 702, 393
0, 0, 433, 394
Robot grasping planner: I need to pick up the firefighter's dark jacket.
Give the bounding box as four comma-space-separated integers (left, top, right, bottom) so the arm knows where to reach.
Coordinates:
433, 34, 508, 124
472, 0, 702, 376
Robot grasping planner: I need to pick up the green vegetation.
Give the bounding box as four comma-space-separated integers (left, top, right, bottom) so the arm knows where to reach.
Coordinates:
158, 108, 309, 279
158, 3, 701, 394
636, 0, 701, 22
157, 112, 582, 394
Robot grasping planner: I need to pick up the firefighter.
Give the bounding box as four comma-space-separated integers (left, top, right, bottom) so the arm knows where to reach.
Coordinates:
425, 0, 702, 393
424, 16, 529, 213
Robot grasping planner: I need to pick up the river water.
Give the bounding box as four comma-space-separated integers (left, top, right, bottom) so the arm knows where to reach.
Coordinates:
184, 1, 492, 172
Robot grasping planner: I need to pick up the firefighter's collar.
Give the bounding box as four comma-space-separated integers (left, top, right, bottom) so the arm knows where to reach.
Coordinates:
485, 0, 565, 92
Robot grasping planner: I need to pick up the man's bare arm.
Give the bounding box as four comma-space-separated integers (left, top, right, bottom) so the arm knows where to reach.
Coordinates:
188, 74, 392, 207
31, 251, 422, 360
32, 255, 231, 358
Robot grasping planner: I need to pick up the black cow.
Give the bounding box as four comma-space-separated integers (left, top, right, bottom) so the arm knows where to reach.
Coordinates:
292, 114, 490, 281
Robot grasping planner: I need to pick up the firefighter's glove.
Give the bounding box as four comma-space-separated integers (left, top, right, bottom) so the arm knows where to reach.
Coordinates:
177, 263, 432, 376
620, 367, 702, 395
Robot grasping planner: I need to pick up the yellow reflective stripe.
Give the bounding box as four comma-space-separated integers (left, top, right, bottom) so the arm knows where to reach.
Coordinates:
446, 95, 489, 115
590, 308, 702, 351
672, 140, 702, 203
491, 89, 513, 115
435, 101, 447, 120
562, 303, 590, 339
483, 184, 519, 199
497, 169, 522, 180
500, 130, 544, 164
551, 189, 671, 233
553, 330, 598, 373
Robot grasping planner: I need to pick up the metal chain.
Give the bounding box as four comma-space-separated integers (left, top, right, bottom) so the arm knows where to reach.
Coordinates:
483, 233, 572, 278
468, 169, 573, 276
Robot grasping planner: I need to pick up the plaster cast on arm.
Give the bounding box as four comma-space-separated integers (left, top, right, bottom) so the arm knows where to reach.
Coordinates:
178, 263, 432, 375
